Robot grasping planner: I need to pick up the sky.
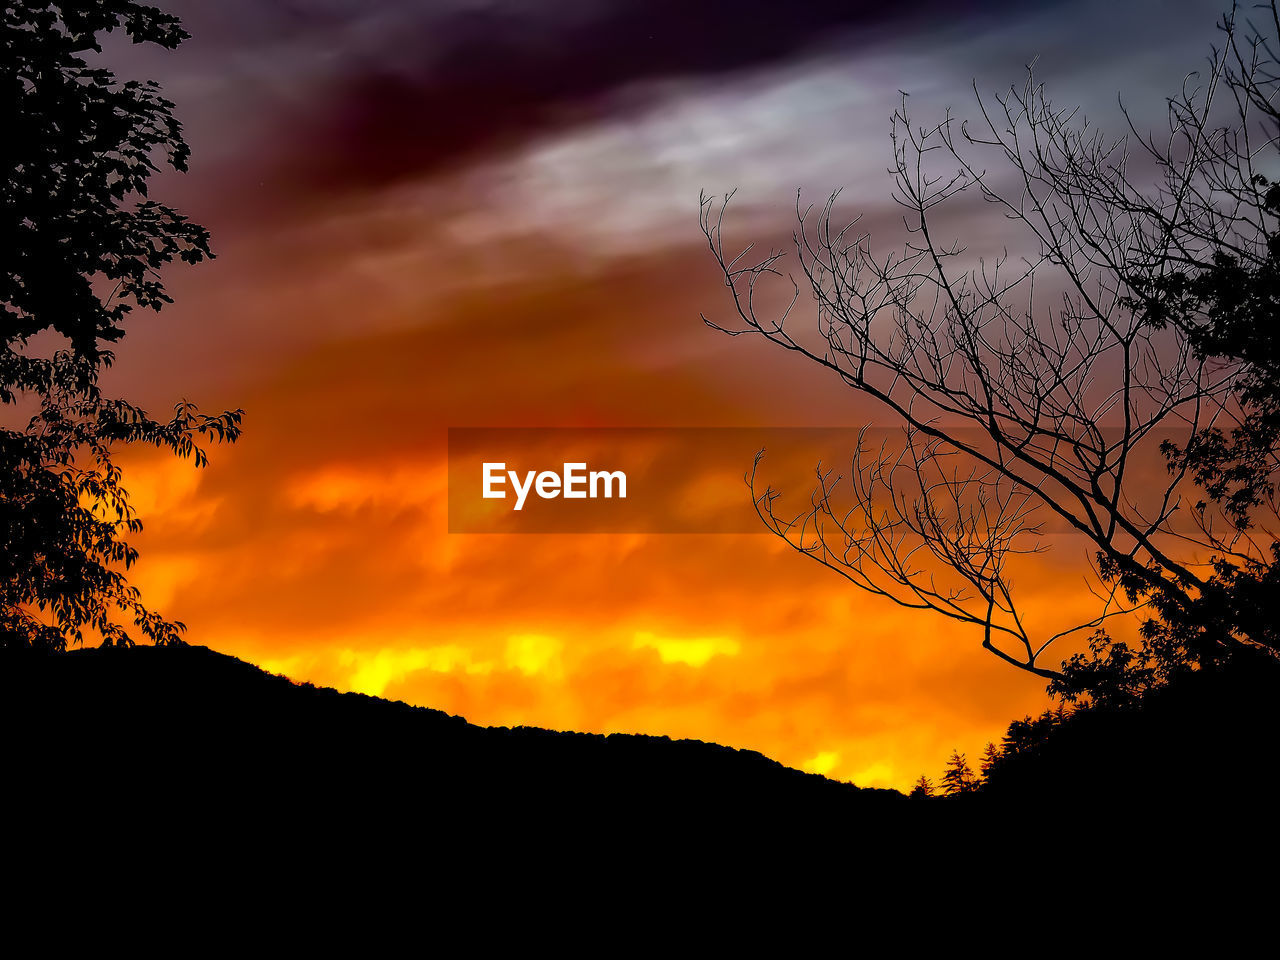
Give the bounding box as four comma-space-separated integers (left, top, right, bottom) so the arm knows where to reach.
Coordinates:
90, 0, 1227, 790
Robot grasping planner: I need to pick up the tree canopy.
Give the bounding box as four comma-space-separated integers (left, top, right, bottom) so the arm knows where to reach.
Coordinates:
1, 1, 240, 650
702, 1, 1280, 699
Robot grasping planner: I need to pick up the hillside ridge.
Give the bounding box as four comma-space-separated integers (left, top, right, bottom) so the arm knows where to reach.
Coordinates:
2, 643, 905, 826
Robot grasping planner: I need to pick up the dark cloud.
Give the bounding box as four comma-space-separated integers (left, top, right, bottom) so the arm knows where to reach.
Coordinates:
247, 0, 1041, 200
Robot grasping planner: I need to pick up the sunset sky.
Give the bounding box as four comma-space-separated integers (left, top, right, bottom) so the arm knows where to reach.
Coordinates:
93, 0, 1224, 789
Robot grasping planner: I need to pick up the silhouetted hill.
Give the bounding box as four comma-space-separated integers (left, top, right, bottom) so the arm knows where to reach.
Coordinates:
2, 644, 905, 840
5, 643, 1278, 872
7, 645, 1271, 937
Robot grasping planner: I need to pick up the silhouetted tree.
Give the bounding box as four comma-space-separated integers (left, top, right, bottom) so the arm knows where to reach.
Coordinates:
978, 743, 1001, 781
1, 2, 240, 650
702, 1, 1280, 694
909, 775, 934, 798
1051, 2, 1280, 698
940, 751, 977, 795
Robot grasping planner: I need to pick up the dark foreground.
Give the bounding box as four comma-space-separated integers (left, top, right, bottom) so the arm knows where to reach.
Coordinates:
4, 644, 1278, 877
3, 644, 901, 816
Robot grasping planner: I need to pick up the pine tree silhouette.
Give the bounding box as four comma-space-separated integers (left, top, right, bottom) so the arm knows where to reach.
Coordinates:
979, 742, 1002, 780
941, 750, 978, 795
909, 775, 934, 798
